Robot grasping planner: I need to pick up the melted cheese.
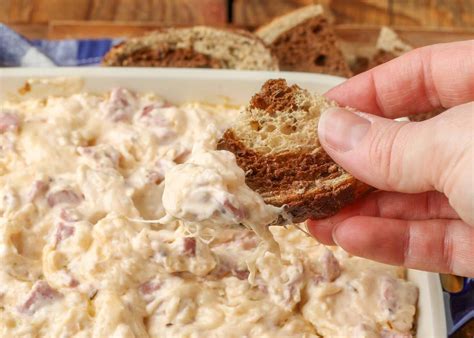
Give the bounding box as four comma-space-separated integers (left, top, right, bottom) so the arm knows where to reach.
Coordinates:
0, 84, 417, 338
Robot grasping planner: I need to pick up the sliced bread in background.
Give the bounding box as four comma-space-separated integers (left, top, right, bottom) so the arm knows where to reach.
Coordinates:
348, 26, 413, 75
102, 26, 279, 71
256, 5, 352, 78
217, 79, 370, 223
369, 26, 413, 68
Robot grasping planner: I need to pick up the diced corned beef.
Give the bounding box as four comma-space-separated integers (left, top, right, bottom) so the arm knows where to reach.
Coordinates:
0, 112, 19, 133
138, 280, 162, 295
54, 223, 75, 245
69, 278, 79, 288
47, 190, 82, 207
211, 259, 249, 281
78, 145, 120, 168
141, 105, 155, 117
312, 274, 325, 285
233, 269, 250, 280
27, 180, 49, 202
140, 102, 173, 119
18, 281, 61, 314
223, 200, 246, 221
320, 249, 341, 282
380, 277, 398, 315
106, 88, 136, 122
183, 237, 196, 256
60, 209, 80, 222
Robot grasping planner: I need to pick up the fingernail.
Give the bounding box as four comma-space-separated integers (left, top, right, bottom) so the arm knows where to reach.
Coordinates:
319, 108, 371, 152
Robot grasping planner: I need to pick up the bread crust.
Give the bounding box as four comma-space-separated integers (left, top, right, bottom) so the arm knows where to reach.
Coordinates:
218, 130, 370, 223
103, 45, 223, 68
256, 6, 351, 77
217, 79, 371, 223
102, 26, 279, 70
256, 5, 325, 45
270, 16, 352, 77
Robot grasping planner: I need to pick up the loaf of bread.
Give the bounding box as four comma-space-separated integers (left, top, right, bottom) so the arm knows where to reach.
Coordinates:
256, 5, 352, 78
102, 26, 279, 71
217, 79, 370, 223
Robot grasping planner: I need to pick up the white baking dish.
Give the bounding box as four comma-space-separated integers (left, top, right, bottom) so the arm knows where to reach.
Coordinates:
0, 67, 447, 337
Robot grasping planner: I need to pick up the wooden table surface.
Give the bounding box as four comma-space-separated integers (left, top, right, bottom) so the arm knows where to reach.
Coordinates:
2, 0, 474, 40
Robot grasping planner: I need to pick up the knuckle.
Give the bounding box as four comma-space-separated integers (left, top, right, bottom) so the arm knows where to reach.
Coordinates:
402, 223, 412, 267
441, 225, 455, 274
367, 123, 407, 190
425, 191, 450, 219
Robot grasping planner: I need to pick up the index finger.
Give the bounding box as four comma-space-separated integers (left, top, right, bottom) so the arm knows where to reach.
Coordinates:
325, 40, 474, 118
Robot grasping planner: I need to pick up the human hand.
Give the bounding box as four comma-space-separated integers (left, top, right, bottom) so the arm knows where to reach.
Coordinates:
308, 40, 474, 277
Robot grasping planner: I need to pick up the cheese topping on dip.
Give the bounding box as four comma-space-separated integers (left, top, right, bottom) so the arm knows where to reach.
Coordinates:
160, 125, 281, 252
0, 84, 418, 338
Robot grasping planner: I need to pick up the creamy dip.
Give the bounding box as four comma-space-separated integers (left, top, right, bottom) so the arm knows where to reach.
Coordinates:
0, 84, 417, 338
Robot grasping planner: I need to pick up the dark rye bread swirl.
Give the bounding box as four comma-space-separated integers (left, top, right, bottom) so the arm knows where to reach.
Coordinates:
102, 26, 279, 71
217, 79, 370, 223
256, 5, 352, 78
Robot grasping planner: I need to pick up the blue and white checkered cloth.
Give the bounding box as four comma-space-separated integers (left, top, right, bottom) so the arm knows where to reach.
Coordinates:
0, 24, 121, 67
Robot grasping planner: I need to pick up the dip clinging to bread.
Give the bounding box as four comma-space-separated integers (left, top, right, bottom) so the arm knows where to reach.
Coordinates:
218, 79, 371, 223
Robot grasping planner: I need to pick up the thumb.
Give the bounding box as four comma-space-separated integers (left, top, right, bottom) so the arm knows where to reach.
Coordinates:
317, 105, 471, 199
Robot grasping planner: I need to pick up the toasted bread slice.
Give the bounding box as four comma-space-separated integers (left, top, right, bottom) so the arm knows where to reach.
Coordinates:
347, 27, 413, 75
369, 26, 413, 69
256, 5, 352, 77
217, 79, 370, 223
102, 26, 279, 71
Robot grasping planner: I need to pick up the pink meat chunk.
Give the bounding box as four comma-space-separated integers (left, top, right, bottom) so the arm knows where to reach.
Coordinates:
54, 223, 75, 246
0, 112, 20, 133
320, 250, 341, 282
47, 190, 82, 207
222, 200, 247, 222
139, 279, 162, 295
182, 237, 196, 256
27, 180, 49, 202
106, 88, 136, 122
18, 281, 62, 314
60, 209, 81, 222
